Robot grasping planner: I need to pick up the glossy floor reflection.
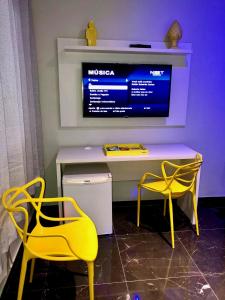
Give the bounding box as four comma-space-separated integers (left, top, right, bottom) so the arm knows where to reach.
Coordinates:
2, 198, 225, 300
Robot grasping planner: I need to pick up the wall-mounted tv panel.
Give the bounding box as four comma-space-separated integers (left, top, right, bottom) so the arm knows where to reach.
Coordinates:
57, 38, 192, 127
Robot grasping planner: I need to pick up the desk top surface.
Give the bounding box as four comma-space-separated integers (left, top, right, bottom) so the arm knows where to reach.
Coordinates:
56, 143, 199, 164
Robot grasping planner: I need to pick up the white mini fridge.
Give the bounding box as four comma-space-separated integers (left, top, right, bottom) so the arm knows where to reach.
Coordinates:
62, 163, 112, 235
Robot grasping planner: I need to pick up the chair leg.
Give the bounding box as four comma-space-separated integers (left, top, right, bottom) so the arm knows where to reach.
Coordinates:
137, 185, 141, 227
168, 195, 175, 249
17, 250, 29, 300
192, 192, 200, 236
87, 261, 94, 300
163, 197, 167, 216
29, 258, 35, 283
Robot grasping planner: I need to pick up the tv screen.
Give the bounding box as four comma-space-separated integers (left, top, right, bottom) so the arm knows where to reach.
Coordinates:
82, 62, 172, 118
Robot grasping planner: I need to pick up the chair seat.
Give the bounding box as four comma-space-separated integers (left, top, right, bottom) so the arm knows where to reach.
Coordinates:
28, 218, 98, 261
142, 179, 189, 196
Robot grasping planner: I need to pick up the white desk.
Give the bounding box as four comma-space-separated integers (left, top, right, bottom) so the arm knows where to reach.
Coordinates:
56, 143, 201, 224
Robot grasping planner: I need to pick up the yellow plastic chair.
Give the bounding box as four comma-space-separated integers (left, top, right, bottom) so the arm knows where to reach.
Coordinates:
137, 153, 202, 248
2, 177, 98, 300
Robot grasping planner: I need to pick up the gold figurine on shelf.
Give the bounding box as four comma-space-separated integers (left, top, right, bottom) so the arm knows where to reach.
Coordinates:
166, 20, 182, 48
86, 20, 97, 46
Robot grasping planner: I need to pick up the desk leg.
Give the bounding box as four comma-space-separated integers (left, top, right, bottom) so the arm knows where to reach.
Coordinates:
178, 167, 201, 225
56, 162, 63, 218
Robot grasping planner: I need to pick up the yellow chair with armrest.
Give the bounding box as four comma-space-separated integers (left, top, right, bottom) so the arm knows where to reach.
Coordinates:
137, 153, 202, 248
2, 177, 98, 300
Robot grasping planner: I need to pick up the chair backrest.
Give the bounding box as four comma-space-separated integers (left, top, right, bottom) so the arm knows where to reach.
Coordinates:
161, 153, 203, 192
2, 178, 45, 244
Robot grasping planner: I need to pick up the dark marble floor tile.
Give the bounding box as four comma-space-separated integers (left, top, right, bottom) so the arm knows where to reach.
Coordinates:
4, 258, 49, 292
94, 235, 125, 284
76, 282, 128, 300
113, 203, 171, 235
198, 207, 225, 229
45, 235, 125, 288
117, 233, 200, 281
20, 287, 76, 300
1, 289, 45, 300
113, 200, 197, 236
170, 202, 195, 232
205, 273, 225, 300
41, 260, 83, 289
127, 276, 217, 300
177, 229, 225, 274
11, 282, 128, 300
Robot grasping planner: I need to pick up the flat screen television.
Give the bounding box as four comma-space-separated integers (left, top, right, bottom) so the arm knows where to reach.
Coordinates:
82, 62, 172, 118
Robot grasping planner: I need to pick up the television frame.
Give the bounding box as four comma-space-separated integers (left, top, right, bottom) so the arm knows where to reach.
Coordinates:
82, 62, 172, 118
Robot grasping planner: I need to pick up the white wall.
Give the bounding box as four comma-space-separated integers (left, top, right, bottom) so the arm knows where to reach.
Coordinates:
31, 0, 225, 197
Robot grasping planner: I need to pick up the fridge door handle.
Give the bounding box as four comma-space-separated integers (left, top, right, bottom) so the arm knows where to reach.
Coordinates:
65, 178, 111, 184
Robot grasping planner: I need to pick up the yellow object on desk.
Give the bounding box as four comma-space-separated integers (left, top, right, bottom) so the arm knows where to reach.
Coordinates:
103, 143, 148, 156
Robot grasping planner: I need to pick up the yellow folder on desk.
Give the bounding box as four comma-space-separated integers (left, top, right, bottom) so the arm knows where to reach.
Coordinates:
103, 143, 149, 156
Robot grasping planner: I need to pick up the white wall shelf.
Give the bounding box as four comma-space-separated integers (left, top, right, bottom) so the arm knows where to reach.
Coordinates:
61, 38, 192, 55
64, 45, 192, 55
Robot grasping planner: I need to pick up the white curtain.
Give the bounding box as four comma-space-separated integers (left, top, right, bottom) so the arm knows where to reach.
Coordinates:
0, 0, 43, 289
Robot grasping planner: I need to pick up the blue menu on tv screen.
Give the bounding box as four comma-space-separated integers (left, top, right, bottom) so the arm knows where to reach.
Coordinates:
82, 62, 172, 118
